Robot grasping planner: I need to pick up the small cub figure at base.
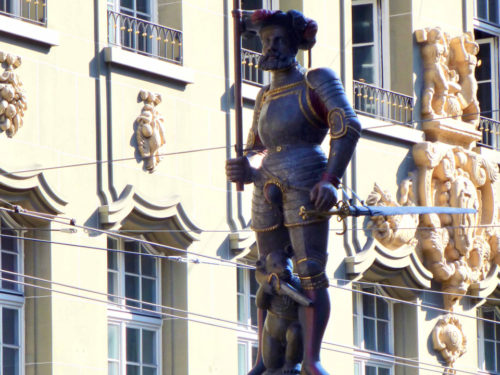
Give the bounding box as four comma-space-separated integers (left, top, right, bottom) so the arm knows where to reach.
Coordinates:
255, 246, 304, 375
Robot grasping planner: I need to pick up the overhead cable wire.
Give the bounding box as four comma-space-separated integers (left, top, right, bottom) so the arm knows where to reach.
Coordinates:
1, 110, 498, 177
0, 274, 484, 375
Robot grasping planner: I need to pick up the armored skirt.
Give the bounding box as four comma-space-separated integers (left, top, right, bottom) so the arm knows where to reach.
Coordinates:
251, 145, 327, 232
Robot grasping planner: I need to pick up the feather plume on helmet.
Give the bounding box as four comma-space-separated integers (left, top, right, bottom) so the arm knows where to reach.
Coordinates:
242, 9, 318, 51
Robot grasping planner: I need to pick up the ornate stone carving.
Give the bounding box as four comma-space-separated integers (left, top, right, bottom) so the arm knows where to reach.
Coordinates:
432, 314, 467, 369
416, 28, 482, 149
136, 90, 166, 172
416, 28, 479, 126
0, 52, 27, 138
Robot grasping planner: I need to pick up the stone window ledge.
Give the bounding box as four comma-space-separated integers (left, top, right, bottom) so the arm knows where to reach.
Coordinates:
0, 14, 59, 46
359, 114, 424, 144
103, 46, 194, 85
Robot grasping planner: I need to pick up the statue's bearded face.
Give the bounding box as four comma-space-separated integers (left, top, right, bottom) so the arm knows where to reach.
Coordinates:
259, 25, 297, 71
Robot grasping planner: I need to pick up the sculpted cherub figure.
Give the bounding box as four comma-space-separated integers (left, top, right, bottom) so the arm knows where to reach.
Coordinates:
449, 32, 480, 125
418, 27, 450, 118
136, 90, 166, 172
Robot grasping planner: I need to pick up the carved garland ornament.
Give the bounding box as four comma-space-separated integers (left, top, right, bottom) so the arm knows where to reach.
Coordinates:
0, 52, 27, 138
365, 27, 499, 370
135, 90, 166, 172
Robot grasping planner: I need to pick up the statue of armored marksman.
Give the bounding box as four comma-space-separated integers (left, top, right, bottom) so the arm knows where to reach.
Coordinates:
226, 9, 362, 375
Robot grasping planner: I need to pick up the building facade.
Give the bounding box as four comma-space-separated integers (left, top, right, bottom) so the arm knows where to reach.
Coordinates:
0, 0, 497, 375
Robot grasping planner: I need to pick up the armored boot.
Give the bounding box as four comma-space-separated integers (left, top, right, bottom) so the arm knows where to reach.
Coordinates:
299, 288, 330, 375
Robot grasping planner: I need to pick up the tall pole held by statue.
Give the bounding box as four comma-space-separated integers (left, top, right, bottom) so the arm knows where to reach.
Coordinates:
232, 0, 244, 191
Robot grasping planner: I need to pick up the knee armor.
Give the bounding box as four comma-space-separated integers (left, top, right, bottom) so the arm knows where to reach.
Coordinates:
296, 257, 329, 290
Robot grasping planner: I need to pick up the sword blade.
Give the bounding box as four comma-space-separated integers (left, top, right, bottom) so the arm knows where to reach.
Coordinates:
348, 205, 477, 217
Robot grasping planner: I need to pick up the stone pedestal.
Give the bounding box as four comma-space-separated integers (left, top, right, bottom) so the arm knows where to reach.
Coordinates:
422, 118, 481, 149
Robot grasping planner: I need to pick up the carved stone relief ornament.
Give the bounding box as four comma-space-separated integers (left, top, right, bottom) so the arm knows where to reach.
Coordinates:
0, 52, 27, 138
135, 90, 166, 172
416, 28, 481, 148
363, 27, 500, 370
432, 314, 467, 373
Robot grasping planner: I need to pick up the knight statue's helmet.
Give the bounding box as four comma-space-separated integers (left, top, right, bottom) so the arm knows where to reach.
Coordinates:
242, 9, 318, 51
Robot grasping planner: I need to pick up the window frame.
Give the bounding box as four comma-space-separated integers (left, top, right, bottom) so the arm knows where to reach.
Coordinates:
351, 0, 390, 88
107, 236, 162, 375
475, 34, 500, 121
477, 306, 500, 373
107, 237, 162, 314
107, 0, 158, 23
474, 0, 500, 28
353, 286, 394, 375
236, 266, 258, 375
0, 215, 25, 375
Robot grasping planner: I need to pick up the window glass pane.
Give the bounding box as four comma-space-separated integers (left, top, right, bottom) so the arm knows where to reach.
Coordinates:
249, 270, 258, 295
352, 4, 374, 44
125, 252, 140, 274
476, 42, 491, 81
251, 342, 258, 365
242, 0, 263, 10
376, 298, 388, 320
3, 347, 19, 375
485, 340, 495, 371
108, 325, 120, 360
353, 314, 359, 346
108, 362, 119, 375
378, 367, 390, 375
2, 252, 17, 290
142, 330, 156, 365
477, 0, 488, 19
142, 254, 156, 277
377, 320, 389, 353
488, 0, 499, 23
250, 296, 257, 326
1, 228, 16, 252
143, 367, 157, 375
126, 327, 140, 363
477, 82, 492, 115
108, 237, 118, 250
238, 295, 246, 323
484, 318, 495, 340
237, 268, 244, 294
108, 271, 118, 300
496, 314, 500, 339
142, 277, 156, 309
108, 250, 118, 271
362, 291, 375, 317
353, 46, 376, 84
363, 318, 376, 350
127, 364, 140, 375
125, 275, 140, 307
366, 365, 377, 375
125, 240, 140, 252
137, 0, 151, 14
3, 308, 18, 345
120, 0, 133, 10
238, 343, 247, 375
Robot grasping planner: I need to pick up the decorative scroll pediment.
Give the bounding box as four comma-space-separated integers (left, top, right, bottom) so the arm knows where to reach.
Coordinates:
99, 185, 201, 250
0, 168, 66, 215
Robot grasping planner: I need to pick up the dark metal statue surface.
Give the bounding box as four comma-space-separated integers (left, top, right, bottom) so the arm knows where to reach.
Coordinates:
226, 9, 361, 375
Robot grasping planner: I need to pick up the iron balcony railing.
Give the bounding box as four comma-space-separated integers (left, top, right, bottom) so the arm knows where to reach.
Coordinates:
478, 116, 500, 150
107, 10, 183, 65
241, 48, 269, 86
353, 80, 414, 125
0, 0, 46, 25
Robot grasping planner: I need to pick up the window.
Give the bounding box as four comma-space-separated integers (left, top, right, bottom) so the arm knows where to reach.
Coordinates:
0, 217, 24, 375
107, 0, 183, 64
475, 0, 500, 25
478, 307, 500, 373
353, 286, 393, 375
352, 0, 386, 86
237, 267, 258, 375
474, 3, 500, 148
0, 0, 46, 25
107, 237, 161, 375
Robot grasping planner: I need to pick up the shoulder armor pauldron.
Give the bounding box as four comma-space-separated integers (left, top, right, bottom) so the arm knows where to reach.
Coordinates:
305, 68, 341, 90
